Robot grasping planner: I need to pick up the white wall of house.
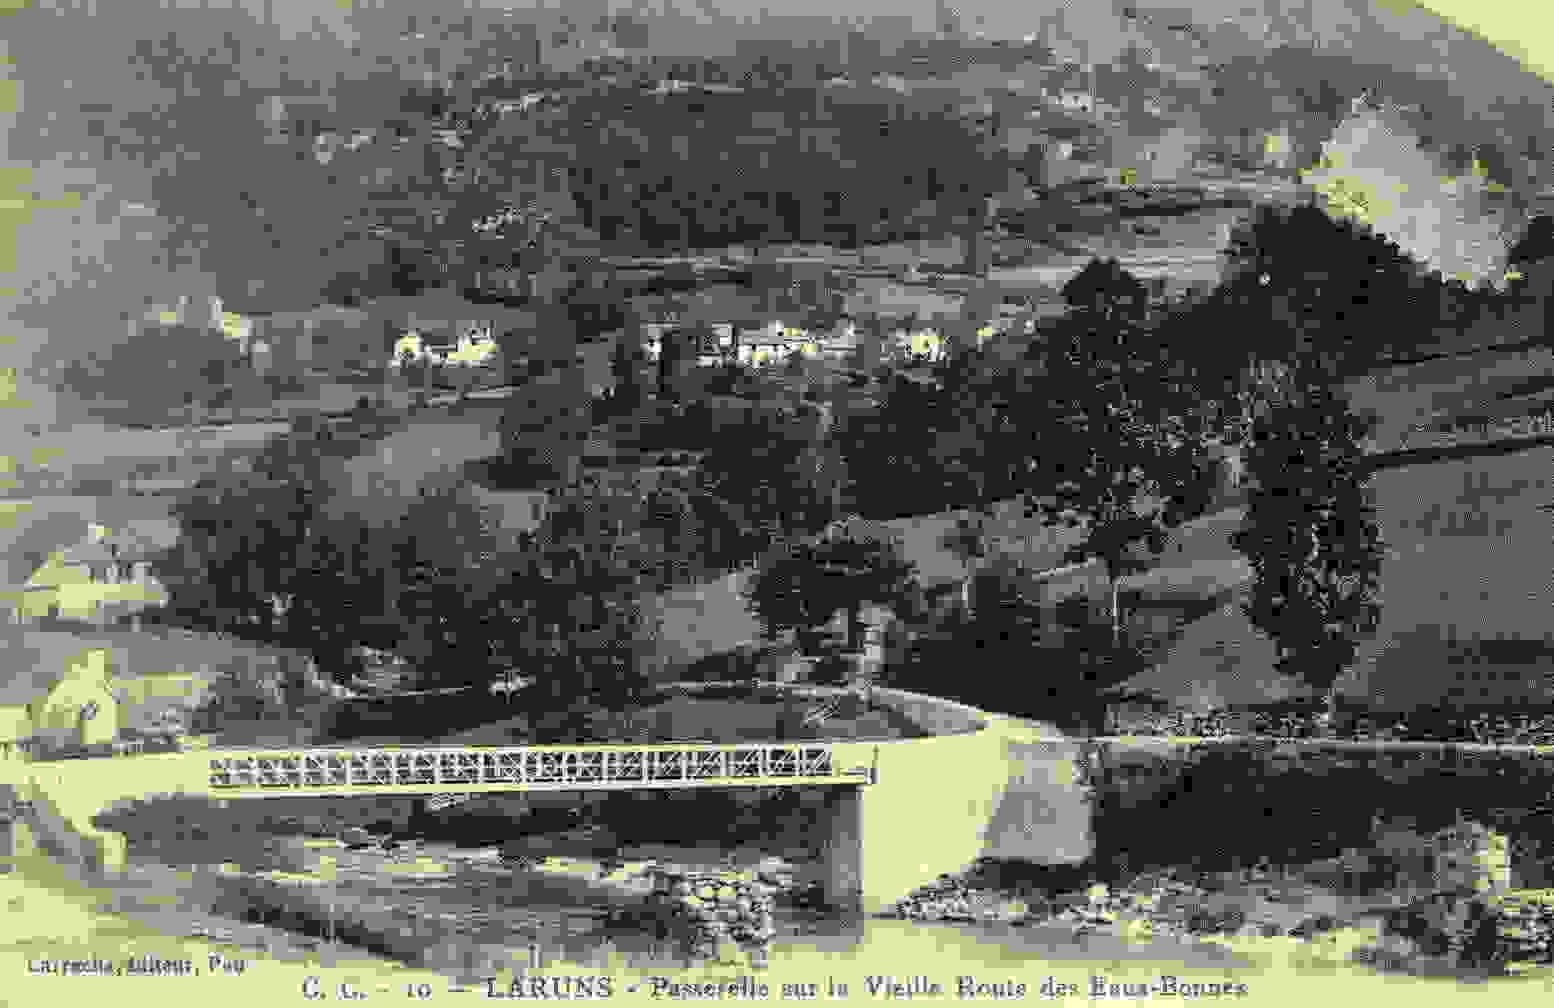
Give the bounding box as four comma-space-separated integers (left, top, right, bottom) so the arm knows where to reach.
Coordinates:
736, 339, 804, 366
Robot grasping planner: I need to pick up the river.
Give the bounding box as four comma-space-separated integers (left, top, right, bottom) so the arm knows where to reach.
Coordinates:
91, 843, 1351, 990
6, 836, 1527, 1006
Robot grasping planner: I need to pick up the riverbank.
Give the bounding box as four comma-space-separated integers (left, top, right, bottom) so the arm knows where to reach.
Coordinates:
2, 852, 448, 1005
10, 839, 1549, 1007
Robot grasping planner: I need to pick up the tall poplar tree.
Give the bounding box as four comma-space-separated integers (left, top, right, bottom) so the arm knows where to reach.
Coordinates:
1232, 374, 1385, 726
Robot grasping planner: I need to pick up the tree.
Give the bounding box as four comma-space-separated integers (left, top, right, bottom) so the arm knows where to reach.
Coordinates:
561, 79, 1000, 250
54, 321, 249, 428
279, 512, 414, 682
497, 303, 592, 487
161, 419, 365, 643
745, 527, 918, 685
163, 478, 315, 640
163, 422, 520, 689
934, 347, 1048, 507
637, 482, 752, 590
1174, 197, 1485, 408
699, 407, 847, 548
397, 349, 437, 409
1021, 278, 1219, 645
1231, 375, 1385, 727
656, 325, 698, 401
837, 372, 987, 518
938, 514, 991, 612
895, 574, 1143, 736
380, 477, 511, 687
487, 482, 659, 734
1507, 215, 1554, 341
252, 466, 517, 691
1061, 258, 1150, 323
609, 330, 647, 415
103, 18, 425, 316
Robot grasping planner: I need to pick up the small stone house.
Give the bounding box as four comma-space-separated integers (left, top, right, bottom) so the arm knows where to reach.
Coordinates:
27, 648, 119, 751
0, 645, 120, 758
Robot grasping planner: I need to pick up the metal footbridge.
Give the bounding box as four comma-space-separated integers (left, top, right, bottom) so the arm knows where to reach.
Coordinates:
7, 690, 1095, 915
204, 742, 876, 799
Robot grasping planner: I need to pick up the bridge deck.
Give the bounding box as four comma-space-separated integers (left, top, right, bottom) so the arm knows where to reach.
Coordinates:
206, 743, 874, 796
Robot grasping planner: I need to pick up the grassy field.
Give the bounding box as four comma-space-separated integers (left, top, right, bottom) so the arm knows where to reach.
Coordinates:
1352, 443, 1554, 706
1345, 343, 1554, 447
1130, 439, 1554, 714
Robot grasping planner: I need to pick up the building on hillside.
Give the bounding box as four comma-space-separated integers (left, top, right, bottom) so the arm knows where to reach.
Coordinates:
635, 307, 815, 370
392, 328, 500, 369
636, 322, 740, 367
889, 325, 946, 362
631, 285, 780, 367
470, 487, 551, 536
2, 523, 171, 629
1115, 127, 1201, 186
1053, 90, 1096, 114
371, 292, 540, 367
247, 292, 535, 379
683, 284, 769, 363
0, 625, 323, 761
139, 294, 259, 354
736, 324, 811, 367
1507, 221, 1554, 319
135, 294, 226, 333
259, 94, 337, 142
0, 642, 130, 759
689, 325, 737, 366
27, 648, 119, 751
812, 320, 867, 363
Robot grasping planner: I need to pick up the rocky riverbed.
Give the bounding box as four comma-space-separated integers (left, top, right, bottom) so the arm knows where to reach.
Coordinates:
67, 825, 1554, 990
91, 840, 1258, 977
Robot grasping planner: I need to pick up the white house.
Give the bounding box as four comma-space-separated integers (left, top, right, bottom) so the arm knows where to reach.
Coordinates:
640, 323, 736, 365
392, 327, 499, 369
736, 323, 813, 367
815, 321, 865, 361
28, 648, 120, 750
1054, 91, 1095, 114
696, 325, 736, 365
891, 326, 946, 362
3, 523, 171, 629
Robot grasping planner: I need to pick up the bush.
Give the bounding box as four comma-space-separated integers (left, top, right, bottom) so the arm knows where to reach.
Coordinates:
1382, 891, 1505, 969
810, 653, 854, 687
190, 666, 288, 733
1427, 820, 1512, 896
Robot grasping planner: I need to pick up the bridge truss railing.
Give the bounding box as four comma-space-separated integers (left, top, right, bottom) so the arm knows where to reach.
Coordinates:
207, 743, 870, 792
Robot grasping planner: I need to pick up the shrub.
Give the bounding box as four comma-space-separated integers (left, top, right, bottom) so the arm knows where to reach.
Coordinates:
1383, 891, 1505, 969
190, 666, 288, 733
